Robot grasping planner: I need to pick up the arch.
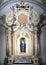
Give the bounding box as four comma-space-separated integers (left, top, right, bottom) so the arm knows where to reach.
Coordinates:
0, 0, 46, 16
0, 0, 46, 10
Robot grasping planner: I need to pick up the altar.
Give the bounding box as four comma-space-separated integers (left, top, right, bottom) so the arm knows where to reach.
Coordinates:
4, 2, 40, 65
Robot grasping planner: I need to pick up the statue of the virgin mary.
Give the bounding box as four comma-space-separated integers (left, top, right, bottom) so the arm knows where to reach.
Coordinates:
20, 38, 26, 52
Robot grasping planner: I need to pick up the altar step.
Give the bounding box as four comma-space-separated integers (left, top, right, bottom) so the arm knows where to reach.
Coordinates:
13, 64, 33, 65
13, 59, 33, 64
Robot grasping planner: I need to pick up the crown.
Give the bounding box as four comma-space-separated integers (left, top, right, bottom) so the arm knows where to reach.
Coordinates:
16, 2, 26, 8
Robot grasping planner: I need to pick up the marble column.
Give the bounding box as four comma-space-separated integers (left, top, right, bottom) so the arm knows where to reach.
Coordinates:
31, 10, 40, 65
33, 27, 39, 65
34, 27, 38, 57
11, 27, 13, 56
8, 28, 12, 57
6, 28, 14, 65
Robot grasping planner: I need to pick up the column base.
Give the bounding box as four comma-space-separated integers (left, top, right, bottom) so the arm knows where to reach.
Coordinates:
33, 56, 39, 65
7, 56, 14, 65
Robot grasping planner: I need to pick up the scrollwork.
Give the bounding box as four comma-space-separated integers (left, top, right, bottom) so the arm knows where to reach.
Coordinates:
6, 11, 13, 26
32, 11, 40, 25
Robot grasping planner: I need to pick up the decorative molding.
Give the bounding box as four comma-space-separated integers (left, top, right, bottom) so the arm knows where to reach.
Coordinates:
32, 11, 40, 26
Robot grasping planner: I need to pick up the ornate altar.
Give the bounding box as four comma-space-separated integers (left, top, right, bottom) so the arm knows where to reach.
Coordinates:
1, 2, 41, 65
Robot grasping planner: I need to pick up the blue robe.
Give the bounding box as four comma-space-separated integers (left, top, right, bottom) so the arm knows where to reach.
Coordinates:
20, 42, 26, 52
